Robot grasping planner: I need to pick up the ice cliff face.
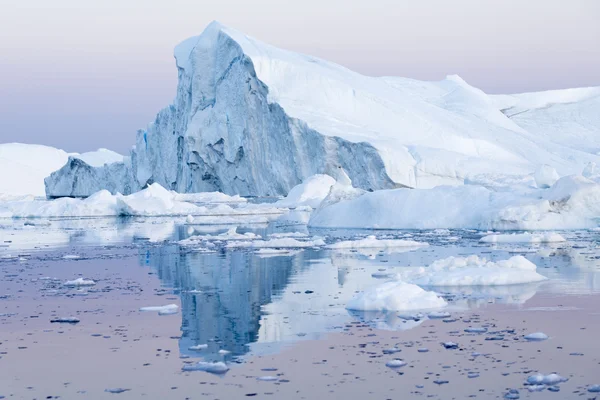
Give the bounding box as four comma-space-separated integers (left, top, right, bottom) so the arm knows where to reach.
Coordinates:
47, 22, 396, 197
45, 21, 600, 198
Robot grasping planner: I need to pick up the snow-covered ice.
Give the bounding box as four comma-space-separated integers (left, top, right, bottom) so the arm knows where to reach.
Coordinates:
178, 228, 261, 246
480, 233, 567, 244
534, 165, 560, 188
139, 304, 179, 315
346, 281, 447, 312
397, 255, 547, 286
0, 183, 285, 219
63, 278, 95, 287
310, 175, 600, 230
181, 361, 229, 374
325, 236, 428, 250
524, 332, 549, 341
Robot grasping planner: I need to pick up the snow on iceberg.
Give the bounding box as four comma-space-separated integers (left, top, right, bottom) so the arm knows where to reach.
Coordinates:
397, 255, 547, 286
44, 21, 600, 198
480, 232, 566, 244
346, 281, 447, 312
274, 174, 336, 209
534, 165, 560, 188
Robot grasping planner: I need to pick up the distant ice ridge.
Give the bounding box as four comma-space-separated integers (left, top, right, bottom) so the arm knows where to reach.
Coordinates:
310, 174, 600, 230
44, 21, 600, 198
0, 183, 284, 218
0, 143, 124, 197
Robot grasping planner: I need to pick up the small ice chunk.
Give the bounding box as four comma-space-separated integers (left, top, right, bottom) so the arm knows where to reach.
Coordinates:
464, 327, 487, 334
218, 349, 231, 355
188, 344, 208, 351
257, 376, 278, 381
524, 332, 548, 341
442, 342, 458, 349
504, 389, 520, 399
63, 278, 96, 287
588, 385, 600, 393
385, 359, 407, 368
62, 255, 81, 260
182, 361, 229, 374
139, 304, 179, 315
104, 388, 130, 394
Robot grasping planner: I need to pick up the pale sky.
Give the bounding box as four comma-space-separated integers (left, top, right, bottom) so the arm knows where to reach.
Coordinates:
1, 0, 599, 153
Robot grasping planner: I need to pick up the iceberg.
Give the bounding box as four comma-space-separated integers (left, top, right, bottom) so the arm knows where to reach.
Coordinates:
309, 175, 600, 230
43, 21, 600, 198
346, 281, 447, 312
0, 143, 124, 197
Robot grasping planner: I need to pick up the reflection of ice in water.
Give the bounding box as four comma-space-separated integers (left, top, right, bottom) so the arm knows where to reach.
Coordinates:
11, 219, 596, 360
0, 217, 179, 252
347, 310, 425, 331
435, 282, 542, 309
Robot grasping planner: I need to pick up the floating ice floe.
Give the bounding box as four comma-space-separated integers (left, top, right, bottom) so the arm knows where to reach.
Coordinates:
227, 237, 325, 249
182, 361, 229, 374
346, 281, 447, 312
397, 255, 547, 286
188, 344, 208, 351
526, 373, 568, 385
139, 304, 179, 315
524, 332, 549, 341
253, 248, 301, 258
62, 254, 81, 259
480, 232, 567, 244
385, 359, 407, 368
325, 236, 428, 250
268, 232, 309, 238
178, 228, 261, 246
63, 278, 96, 287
